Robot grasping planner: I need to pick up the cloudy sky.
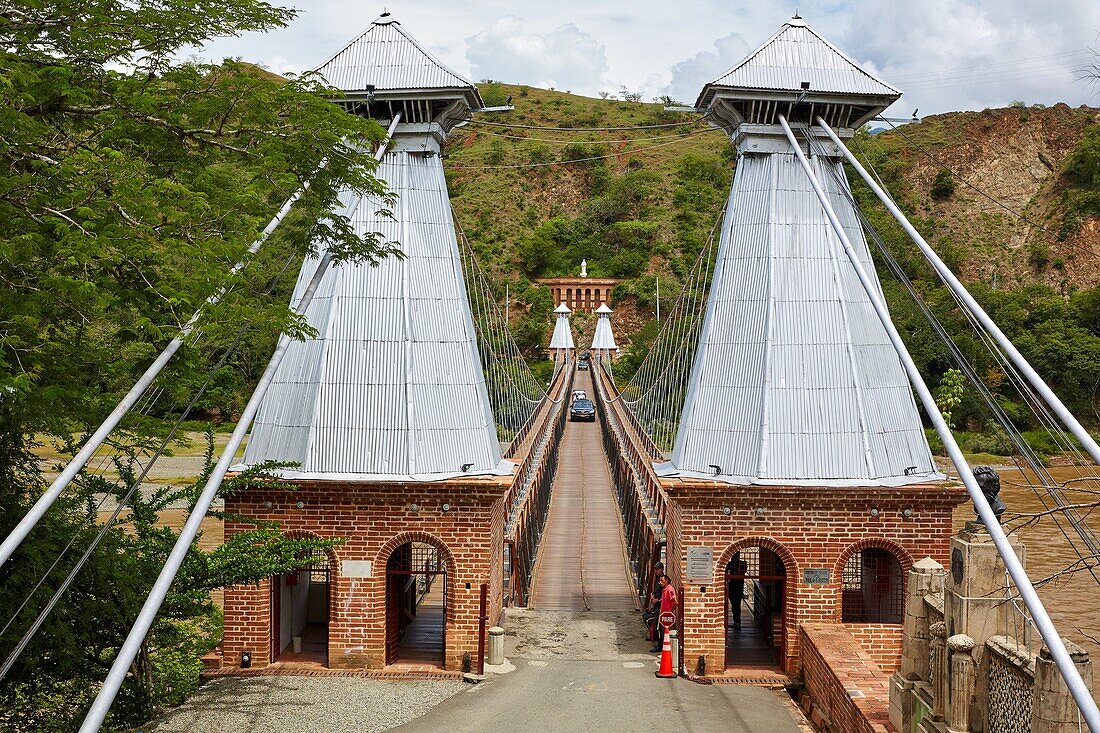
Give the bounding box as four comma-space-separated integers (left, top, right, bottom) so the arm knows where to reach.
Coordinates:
198, 0, 1100, 116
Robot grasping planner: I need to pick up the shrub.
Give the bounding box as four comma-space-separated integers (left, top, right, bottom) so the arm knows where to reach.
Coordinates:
930, 169, 956, 200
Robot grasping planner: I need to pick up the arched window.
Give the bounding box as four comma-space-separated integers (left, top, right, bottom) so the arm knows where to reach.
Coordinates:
841, 548, 904, 623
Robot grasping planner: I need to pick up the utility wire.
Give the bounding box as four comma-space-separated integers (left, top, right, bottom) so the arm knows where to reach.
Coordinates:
448, 128, 723, 170
0, 251, 301, 679
465, 117, 704, 132
805, 127, 1100, 585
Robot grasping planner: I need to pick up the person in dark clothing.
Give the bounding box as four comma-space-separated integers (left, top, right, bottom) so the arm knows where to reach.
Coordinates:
642, 561, 663, 640
728, 555, 747, 630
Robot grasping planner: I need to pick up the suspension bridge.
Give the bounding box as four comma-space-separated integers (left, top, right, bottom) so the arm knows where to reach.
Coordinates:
1, 11, 1099, 733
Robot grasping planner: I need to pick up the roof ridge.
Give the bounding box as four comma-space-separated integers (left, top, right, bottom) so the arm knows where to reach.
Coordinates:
798, 23, 901, 95
388, 21, 476, 88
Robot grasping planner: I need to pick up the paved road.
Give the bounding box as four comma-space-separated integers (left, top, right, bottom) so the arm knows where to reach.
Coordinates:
391, 607, 805, 733
530, 369, 636, 611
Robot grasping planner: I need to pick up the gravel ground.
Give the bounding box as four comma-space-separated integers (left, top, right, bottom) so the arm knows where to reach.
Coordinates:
148, 676, 466, 733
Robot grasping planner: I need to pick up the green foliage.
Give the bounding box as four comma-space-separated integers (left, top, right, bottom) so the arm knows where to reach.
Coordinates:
930, 169, 957, 200
935, 368, 966, 428
478, 82, 510, 108
0, 1, 386, 728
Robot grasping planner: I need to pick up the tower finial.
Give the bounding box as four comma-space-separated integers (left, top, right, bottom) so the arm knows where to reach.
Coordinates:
793, 9, 801, 19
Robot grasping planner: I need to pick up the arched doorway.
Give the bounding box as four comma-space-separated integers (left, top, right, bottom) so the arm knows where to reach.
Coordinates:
270, 547, 332, 665
385, 540, 448, 667
724, 545, 788, 671
841, 547, 905, 623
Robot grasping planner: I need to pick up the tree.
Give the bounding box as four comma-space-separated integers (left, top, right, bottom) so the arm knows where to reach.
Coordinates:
0, 1, 396, 728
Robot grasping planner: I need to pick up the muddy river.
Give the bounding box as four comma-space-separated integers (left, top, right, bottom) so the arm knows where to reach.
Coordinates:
951, 464, 1100, 664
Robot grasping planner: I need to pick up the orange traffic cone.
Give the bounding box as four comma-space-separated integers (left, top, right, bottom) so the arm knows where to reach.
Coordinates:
655, 626, 676, 678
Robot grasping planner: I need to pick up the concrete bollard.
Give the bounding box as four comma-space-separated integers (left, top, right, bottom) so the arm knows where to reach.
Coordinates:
487, 626, 505, 666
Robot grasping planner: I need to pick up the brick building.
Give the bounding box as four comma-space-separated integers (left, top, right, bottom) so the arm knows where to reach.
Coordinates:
219, 14, 519, 672
653, 16, 968, 678
538, 276, 619, 314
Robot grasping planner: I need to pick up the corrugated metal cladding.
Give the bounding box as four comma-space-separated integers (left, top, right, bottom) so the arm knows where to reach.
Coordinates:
240, 152, 508, 481
698, 18, 899, 104
667, 152, 940, 486
550, 310, 575, 349
316, 15, 476, 93
591, 305, 617, 350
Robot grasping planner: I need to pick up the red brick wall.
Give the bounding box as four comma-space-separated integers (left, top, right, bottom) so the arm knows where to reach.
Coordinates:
845, 623, 903, 674
666, 482, 965, 675
800, 623, 895, 733
221, 477, 509, 671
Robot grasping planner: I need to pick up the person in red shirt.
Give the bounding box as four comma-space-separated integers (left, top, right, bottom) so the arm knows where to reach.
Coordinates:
650, 574, 678, 652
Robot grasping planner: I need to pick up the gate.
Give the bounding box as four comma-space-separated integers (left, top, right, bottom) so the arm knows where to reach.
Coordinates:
385, 542, 447, 666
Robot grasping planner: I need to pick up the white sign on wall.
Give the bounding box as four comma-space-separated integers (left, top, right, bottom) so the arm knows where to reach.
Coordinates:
342, 560, 373, 578
686, 547, 714, 583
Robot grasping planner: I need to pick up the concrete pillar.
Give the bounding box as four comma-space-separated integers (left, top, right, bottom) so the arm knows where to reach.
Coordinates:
892, 557, 945, 733
931, 621, 948, 721
1031, 639, 1093, 733
945, 524, 1024, 646
946, 634, 976, 733
902, 557, 945, 680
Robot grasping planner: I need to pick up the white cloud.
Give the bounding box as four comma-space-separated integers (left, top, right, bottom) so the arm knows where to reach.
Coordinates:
464, 16, 610, 94
664, 32, 751, 106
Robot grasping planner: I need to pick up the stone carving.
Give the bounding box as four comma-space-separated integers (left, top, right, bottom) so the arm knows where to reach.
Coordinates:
580, 259, 587, 277
973, 465, 1007, 524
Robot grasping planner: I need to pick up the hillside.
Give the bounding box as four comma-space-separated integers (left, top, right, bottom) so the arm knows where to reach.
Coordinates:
445, 85, 1100, 356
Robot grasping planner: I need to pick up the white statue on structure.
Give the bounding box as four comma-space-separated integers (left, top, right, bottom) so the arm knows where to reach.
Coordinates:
580, 259, 587, 278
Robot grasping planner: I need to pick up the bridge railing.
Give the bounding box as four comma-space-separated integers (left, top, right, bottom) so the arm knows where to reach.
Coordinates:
592, 358, 666, 600
503, 359, 573, 606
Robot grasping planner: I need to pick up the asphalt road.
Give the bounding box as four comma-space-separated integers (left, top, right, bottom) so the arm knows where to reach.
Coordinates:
391, 639, 804, 733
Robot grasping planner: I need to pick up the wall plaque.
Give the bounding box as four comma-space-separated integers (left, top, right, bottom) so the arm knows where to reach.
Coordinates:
803, 568, 830, 585
686, 547, 714, 583
342, 560, 372, 578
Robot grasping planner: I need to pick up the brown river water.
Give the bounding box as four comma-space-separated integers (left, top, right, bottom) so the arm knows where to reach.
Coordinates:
950, 463, 1100, 665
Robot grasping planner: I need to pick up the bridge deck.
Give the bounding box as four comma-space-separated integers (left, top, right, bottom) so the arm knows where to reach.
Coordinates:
529, 370, 637, 611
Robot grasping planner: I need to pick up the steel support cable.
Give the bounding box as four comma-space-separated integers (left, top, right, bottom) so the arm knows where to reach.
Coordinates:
780, 114, 1100, 732
0, 252, 303, 660
466, 127, 716, 145
453, 212, 553, 404
803, 129, 1100, 585
873, 117, 1100, 262
614, 206, 724, 405
831, 130, 1100, 560
850, 134, 1100, 470
77, 114, 402, 733
0, 165, 323, 569
616, 212, 721, 449
819, 119, 1100, 469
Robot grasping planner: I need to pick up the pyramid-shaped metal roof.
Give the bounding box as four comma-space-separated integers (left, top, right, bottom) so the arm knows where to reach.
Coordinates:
549, 306, 574, 350
696, 17, 900, 109
238, 150, 507, 481
662, 152, 940, 487
316, 13, 481, 102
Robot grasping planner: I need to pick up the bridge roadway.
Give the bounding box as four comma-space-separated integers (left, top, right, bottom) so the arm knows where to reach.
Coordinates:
528, 369, 637, 612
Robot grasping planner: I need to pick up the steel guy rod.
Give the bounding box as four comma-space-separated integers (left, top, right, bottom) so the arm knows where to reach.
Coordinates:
779, 114, 1100, 732
817, 117, 1100, 469
78, 114, 400, 733
0, 161, 318, 569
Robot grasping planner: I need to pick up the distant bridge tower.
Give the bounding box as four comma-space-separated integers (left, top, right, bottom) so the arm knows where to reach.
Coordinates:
591, 303, 618, 361
654, 16, 966, 676
549, 303, 575, 361
220, 13, 524, 674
